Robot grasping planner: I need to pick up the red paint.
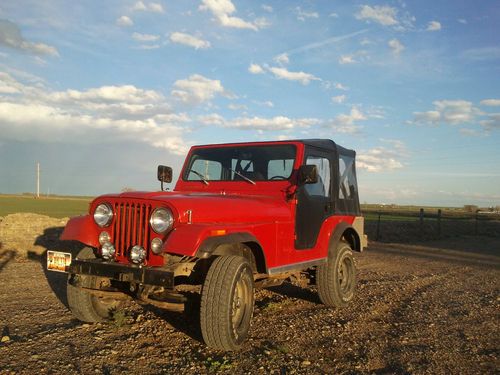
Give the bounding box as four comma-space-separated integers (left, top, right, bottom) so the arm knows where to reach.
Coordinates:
61, 140, 362, 270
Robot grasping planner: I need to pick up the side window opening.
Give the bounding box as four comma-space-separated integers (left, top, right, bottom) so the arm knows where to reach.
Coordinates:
338, 155, 357, 200
305, 156, 330, 197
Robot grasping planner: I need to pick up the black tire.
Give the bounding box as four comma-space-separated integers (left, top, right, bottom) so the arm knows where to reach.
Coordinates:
67, 247, 121, 323
200, 255, 254, 351
317, 241, 357, 307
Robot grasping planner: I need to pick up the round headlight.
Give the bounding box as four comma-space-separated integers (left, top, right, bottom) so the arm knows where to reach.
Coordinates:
150, 207, 174, 234
130, 245, 146, 264
94, 203, 113, 227
151, 238, 163, 255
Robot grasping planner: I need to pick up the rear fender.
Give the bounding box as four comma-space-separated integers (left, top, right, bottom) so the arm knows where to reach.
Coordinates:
60, 215, 99, 248
329, 221, 362, 254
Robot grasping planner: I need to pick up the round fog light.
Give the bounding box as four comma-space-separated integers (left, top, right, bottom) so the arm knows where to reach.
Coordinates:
99, 231, 111, 245
151, 238, 163, 255
101, 242, 115, 260
130, 245, 146, 264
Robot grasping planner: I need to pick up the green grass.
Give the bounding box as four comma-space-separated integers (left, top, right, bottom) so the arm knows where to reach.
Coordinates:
0, 194, 92, 218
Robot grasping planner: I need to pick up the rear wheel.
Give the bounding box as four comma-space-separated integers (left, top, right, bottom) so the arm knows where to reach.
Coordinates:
200, 255, 254, 350
67, 247, 122, 322
317, 241, 356, 307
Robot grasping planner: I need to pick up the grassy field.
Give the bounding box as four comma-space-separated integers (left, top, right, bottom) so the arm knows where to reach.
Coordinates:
1, 194, 498, 222
0, 195, 92, 218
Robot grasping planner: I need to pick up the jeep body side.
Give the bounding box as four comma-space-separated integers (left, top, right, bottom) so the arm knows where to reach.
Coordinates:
56, 139, 366, 350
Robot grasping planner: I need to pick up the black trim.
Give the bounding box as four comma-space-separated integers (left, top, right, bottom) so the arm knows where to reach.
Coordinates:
69, 259, 174, 288
328, 222, 361, 253
195, 233, 261, 258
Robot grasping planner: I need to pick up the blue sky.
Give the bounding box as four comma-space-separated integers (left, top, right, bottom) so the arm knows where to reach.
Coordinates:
0, 0, 499, 206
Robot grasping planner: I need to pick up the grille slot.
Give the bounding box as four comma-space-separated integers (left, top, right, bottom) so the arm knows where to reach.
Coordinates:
113, 202, 151, 258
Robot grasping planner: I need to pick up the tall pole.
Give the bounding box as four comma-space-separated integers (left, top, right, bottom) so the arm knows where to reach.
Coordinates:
36, 162, 40, 198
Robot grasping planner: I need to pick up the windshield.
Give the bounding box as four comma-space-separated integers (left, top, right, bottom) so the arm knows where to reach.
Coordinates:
183, 144, 296, 182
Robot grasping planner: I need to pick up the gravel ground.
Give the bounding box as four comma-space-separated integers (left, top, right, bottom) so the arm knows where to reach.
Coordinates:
0, 235, 499, 374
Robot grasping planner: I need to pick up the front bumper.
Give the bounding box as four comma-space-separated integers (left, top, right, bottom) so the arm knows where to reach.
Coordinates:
69, 259, 174, 288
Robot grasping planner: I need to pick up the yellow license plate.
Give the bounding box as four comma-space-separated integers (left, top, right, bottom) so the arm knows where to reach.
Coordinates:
47, 251, 72, 272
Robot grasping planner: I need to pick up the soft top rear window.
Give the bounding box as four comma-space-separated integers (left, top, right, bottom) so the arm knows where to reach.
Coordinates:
183, 144, 296, 182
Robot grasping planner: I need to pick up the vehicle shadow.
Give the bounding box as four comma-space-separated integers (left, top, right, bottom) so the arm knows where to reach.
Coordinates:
266, 282, 321, 304
141, 293, 203, 343
29, 227, 85, 309
0, 242, 17, 273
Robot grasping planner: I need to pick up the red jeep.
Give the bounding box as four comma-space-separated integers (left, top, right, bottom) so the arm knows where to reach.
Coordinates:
48, 139, 366, 350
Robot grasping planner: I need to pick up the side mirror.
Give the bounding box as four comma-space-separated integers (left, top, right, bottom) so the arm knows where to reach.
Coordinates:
157, 165, 172, 191
298, 165, 318, 185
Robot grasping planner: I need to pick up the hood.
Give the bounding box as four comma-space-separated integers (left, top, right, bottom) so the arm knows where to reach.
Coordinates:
96, 190, 292, 225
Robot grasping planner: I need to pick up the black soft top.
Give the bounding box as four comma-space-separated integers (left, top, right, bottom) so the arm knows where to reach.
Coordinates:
300, 139, 356, 158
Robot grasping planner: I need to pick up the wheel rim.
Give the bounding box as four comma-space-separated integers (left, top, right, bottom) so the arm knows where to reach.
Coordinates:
231, 272, 252, 336
337, 255, 354, 295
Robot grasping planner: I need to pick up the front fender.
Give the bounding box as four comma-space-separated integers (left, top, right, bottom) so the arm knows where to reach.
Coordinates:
163, 224, 260, 258
60, 215, 99, 248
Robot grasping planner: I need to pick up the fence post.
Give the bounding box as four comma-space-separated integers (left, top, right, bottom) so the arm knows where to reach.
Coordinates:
437, 209, 442, 238
376, 212, 381, 241
475, 210, 479, 235
419, 208, 424, 235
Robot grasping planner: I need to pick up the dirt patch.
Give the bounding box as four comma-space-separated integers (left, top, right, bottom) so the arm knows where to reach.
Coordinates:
0, 233, 498, 374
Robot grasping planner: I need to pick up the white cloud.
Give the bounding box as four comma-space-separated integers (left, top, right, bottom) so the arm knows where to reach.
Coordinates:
274, 53, 289, 65
226, 116, 320, 130
171, 74, 226, 105
434, 100, 477, 124
0, 73, 188, 155
295, 7, 319, 21
413, 110, 440, 124
326, 106, 366, 133
248, 63, 264, 74
480, 99, 500, 106
332, 95, 346, 104
357, 139, 407, 172
339, 55, 356, 64
132, 32, 160, 42
170, 32, 210, 49
228, 103, 248, 111
458, 18, 467, 24
480, 113, 500, 130
197, 113, 226, 126
262, 5, 273, 13
132, 1, 164, 13
355, 5, 398, 26
254, 100, 274, 108
461, 47, 500, 61
0, 19, 58, 56
197, 112, 321, 131
334, 82, 349, 91
411, 100, 481, 126
388, 38, 405, 55
199, 0, 260, 31
116, 16, 134, 27
329, 13, 339, 18
426, 21, 441, 31
268, 66, 320, 85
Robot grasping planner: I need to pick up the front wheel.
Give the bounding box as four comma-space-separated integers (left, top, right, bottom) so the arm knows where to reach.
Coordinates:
200, 255, 254, 351
67, 247, 122, 322
317, 241, 357, 307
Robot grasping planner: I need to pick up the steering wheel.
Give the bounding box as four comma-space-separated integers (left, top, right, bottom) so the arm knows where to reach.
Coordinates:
269, 175, 287, 181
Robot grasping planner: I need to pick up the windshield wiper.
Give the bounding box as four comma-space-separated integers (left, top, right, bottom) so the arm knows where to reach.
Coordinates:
226, 167, 256, 185
188, 170, 210, 185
